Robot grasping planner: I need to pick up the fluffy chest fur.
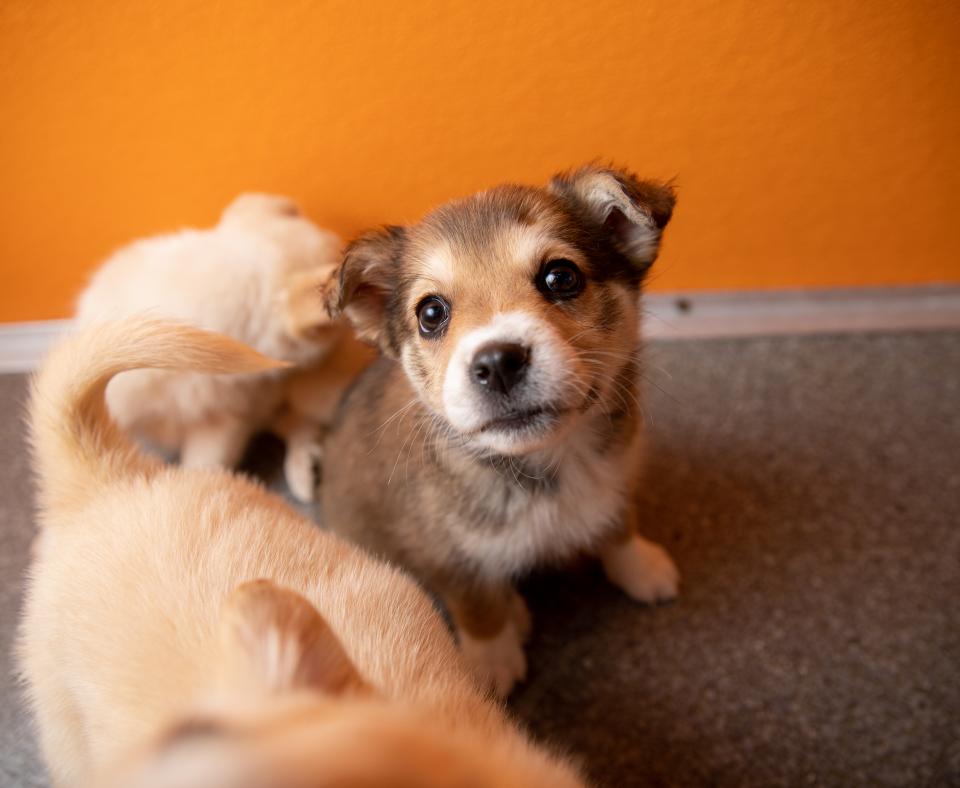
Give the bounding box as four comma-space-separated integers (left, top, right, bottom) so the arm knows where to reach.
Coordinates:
438, 411, 644, 579
323, 355, 646, 584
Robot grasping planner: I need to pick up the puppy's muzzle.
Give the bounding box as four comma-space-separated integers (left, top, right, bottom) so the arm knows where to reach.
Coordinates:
470, 342, 530, 396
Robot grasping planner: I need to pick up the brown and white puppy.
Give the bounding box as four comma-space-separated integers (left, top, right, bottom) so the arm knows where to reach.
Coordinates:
322, 164, 680, 697
19, 319, 583, 788
76, 193, 373, 502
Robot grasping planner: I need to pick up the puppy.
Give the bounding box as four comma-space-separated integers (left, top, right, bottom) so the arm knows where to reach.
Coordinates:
76, 193, 373, 501
322, 164, 680, 697
18, 319, 583, 788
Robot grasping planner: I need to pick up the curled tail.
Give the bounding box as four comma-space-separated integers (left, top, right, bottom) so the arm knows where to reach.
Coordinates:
28, 318, 286, 519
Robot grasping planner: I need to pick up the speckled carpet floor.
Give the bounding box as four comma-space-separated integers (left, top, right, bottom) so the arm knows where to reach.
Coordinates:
2, 331, 959, 787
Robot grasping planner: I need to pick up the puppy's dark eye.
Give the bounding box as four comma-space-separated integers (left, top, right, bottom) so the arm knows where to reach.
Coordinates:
538, 259, 583, 300
416, 296, 450, 337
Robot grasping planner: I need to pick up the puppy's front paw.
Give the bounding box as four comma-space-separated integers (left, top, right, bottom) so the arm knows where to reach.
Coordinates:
600, 535, 680, 604
284, 441, 324, 503
458, 621, 527, 699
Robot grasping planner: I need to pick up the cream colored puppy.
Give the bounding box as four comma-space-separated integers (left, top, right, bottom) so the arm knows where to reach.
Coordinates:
19, 319, 583, 788
76, 194, 371, 501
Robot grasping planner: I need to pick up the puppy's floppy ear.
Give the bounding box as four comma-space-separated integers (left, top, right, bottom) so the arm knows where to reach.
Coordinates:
220, 193, 301, 226
219, 580, 365, 696
324, 225, 406, 353
549, 164, 676, 273
284, 268, 338, 342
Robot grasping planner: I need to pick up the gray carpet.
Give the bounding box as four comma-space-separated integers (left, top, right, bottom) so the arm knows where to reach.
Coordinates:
2, 331, 959, 787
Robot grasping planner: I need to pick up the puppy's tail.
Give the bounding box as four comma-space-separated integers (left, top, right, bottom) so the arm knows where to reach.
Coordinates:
28, 318, 286, 520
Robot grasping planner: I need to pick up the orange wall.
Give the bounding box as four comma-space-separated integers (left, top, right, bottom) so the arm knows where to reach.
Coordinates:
1, 0, 958, 322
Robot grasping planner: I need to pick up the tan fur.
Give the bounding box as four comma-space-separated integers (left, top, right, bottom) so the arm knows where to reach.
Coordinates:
18, 319, 584, 788
75, 193, 372, 501
323, 164, 680, 696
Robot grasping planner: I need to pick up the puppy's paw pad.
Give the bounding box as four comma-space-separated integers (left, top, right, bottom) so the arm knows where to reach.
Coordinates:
602, 537, 680, 604
284, 442, 324, 503
459, 623, 527, 699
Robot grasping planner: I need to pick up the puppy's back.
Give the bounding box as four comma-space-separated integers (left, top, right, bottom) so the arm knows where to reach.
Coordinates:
22, 467, 488, 771
21, 320, 500, 781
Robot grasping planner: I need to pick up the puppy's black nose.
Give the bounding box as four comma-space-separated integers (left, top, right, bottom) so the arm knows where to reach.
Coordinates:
470, 342, 530, 395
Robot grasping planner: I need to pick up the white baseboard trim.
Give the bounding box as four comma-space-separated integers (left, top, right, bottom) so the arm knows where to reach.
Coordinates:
643, 284, 960, 340
0, 320, 71, 374
0, 285, 957, 372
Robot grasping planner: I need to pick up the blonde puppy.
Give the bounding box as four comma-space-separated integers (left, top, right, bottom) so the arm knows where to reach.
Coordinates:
18, 319, 583, 788
76, 193, 372, 501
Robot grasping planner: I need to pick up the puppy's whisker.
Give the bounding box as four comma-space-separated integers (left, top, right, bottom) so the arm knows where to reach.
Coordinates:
505, 459, 524, 492
387, 414, 429, 486
369, 397, 419, 438
403, 416, 431, 483
645, 358, 675, 382
574, 349, 641, 364
366, 399, 421, 457
567, 326, 600, 344
639, 373, 680, 405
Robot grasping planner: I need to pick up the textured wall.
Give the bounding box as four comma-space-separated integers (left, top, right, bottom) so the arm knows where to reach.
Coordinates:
1, 0, 958, 321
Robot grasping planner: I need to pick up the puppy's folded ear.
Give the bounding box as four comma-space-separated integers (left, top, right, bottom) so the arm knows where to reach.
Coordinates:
324, 226, 406, 354
284, 268, 338, 342
549, 164, 676, 275
220, 193, 301, 226
219, 580, 366, 696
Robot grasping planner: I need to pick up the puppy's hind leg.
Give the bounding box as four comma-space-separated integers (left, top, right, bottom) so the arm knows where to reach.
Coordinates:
180, 416, 252, 469
444, 582, 528, 699
599, 501, 679, 604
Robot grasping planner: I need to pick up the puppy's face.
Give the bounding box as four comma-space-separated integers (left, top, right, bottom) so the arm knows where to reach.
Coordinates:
329, 165, 675, 456
220, 193, 347, 365
107, 581, 579, 788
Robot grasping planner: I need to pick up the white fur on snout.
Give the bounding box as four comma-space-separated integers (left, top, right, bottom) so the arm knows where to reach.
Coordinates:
441, 311, 576, 438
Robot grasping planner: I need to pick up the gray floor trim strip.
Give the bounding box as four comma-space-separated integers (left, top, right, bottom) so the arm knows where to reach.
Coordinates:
1, 284, 958, 371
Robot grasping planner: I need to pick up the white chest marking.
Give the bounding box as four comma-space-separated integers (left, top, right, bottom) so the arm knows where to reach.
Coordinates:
456, 428, 641, 579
